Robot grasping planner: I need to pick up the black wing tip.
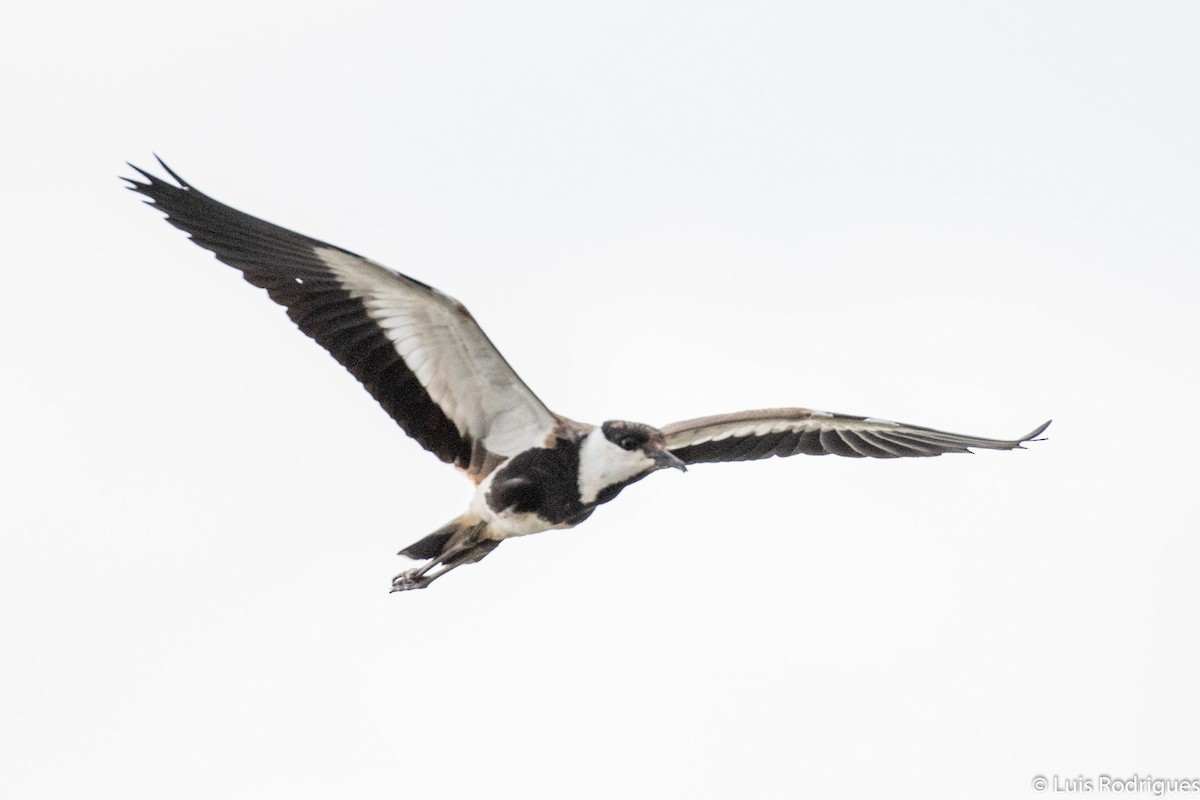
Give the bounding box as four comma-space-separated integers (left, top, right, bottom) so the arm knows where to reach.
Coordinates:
120, 155, 193, 195
121, 161, 154, 185
998, 418, 1051, 452
1021, 419, 1053, 444
926, 417, 1051, 453
153, 154, 193, 188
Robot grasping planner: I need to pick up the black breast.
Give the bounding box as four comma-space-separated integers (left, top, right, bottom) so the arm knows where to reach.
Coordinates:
486, 436, 589, 525
591, 471, 652, 506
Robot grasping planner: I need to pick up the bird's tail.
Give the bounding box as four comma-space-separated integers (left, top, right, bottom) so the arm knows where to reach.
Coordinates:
398, 517, 467, 560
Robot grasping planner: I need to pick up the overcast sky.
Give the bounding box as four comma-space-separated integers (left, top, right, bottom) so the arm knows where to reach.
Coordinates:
2, 2, 1198, 799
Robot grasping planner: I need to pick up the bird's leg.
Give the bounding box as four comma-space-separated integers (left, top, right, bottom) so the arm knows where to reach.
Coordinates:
391, 550, 458, 591
390, 539, 500, 592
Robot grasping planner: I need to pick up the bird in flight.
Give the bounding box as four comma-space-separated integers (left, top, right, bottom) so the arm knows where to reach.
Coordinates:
126, 158, 1049, 592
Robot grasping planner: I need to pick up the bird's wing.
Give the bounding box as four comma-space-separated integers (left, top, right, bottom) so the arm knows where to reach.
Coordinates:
660, 408, 1050, 463
126, 159, 559, 481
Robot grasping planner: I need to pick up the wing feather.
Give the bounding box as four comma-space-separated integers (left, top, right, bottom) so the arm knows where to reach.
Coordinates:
126, 159, 558, 479
661, 408, 1050, 465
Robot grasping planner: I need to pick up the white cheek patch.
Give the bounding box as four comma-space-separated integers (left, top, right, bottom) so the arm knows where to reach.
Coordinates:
576, 431, 655, 504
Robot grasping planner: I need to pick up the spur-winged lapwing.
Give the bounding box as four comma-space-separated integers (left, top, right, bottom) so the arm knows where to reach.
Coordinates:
126, 159, 1049, 591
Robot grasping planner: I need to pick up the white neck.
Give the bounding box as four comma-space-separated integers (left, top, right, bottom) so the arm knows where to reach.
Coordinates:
577, 428, 656, 504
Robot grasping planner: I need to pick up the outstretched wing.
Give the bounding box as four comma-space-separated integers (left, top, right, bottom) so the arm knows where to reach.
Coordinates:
125, 159, 558, 481
661, 408, 1050, 463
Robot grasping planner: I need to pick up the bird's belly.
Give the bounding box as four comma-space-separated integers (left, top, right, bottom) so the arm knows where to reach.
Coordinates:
485, 509, 562, 540
469, 487, 564, 540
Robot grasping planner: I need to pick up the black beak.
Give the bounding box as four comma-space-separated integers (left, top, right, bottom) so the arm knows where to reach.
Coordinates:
653, 449, 688, 472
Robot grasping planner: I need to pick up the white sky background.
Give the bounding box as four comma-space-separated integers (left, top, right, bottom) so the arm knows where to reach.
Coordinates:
2, 2, 1198, 798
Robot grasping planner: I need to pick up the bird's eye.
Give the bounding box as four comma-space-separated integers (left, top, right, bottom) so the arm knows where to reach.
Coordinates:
619, 437, 639, 451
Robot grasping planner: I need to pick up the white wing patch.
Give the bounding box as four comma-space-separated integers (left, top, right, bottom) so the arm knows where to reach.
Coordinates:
315, 247, 557, 457
665, 410, 861, 447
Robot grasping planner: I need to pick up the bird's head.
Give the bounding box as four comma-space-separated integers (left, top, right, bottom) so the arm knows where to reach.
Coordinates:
576, 420, 688, 505
599, 420, 688, 473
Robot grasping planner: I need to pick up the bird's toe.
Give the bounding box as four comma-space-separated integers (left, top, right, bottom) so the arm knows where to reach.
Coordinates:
390, 568, 432, 592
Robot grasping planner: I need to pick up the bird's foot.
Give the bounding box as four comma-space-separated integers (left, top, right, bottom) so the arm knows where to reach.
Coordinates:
390, 568, 434, 592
